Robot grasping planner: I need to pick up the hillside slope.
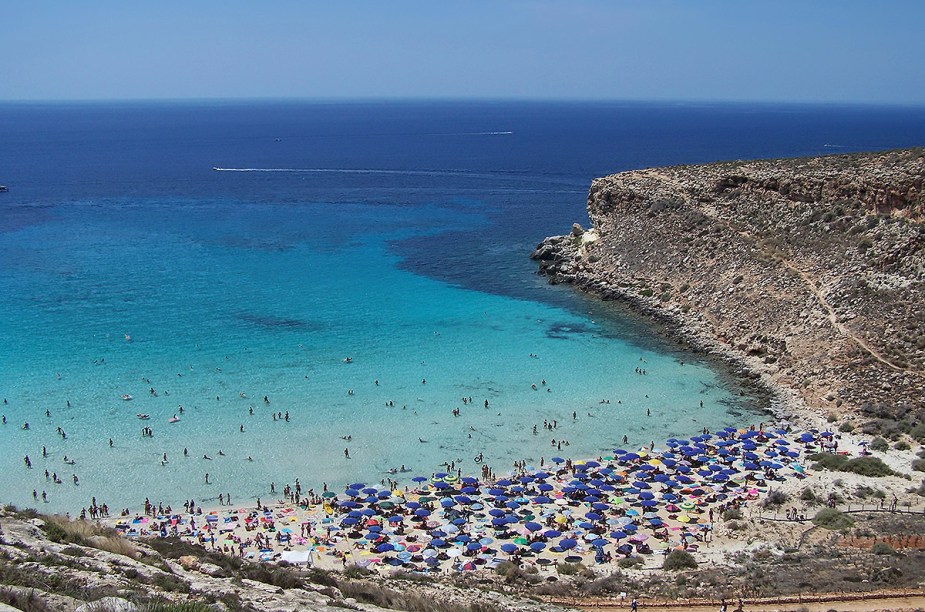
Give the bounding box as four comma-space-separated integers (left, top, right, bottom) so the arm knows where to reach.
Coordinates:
533, 149, 925, 433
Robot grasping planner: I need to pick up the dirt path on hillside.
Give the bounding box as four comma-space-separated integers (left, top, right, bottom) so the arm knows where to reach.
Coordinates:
645, 169, 906, 373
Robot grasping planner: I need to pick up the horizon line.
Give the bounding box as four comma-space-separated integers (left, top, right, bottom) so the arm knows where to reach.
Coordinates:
1, 95, 924, 109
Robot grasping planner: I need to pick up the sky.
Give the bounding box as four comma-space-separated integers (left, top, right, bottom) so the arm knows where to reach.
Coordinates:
3, 0, 925, 104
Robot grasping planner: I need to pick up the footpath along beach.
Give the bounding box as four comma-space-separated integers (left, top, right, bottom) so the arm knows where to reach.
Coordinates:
103, 422, 907, 576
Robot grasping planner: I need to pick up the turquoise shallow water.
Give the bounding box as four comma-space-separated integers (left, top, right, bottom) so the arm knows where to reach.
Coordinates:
4, 100, 923, 513
0, 196, 756, 512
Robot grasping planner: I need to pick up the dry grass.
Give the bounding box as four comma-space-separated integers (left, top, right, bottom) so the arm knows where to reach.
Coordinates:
43, 515, 139, 559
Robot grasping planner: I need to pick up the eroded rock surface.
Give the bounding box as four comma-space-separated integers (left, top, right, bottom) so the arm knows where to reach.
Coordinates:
534, 149, 925, 430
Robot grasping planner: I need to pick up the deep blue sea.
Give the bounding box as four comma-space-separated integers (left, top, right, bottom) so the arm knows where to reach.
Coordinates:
1, 101, 923, 513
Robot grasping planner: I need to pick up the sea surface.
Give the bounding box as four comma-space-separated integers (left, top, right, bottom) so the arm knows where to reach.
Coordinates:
1, 101, 923, 513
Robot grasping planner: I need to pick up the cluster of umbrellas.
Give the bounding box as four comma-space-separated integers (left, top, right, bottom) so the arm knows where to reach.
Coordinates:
117, 425, 835, 573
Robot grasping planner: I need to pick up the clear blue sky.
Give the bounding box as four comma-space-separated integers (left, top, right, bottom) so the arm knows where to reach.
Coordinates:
4, 0, 924, 104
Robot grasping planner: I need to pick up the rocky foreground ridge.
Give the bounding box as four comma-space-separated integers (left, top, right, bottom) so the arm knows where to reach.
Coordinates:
533, 148, 925, 434
0, 508, 562, 612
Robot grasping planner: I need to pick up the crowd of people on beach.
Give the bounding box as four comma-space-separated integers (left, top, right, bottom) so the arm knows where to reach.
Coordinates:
95, 419, 855, 579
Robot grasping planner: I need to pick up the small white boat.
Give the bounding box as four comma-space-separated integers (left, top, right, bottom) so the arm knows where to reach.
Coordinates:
121, 394, 133, 401
168, 416, 180, 423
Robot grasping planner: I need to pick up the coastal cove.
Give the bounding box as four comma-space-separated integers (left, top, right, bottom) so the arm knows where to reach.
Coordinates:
2, 101, 925, 517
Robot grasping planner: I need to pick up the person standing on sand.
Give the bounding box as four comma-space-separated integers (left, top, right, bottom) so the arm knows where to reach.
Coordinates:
630, 597, 638, 611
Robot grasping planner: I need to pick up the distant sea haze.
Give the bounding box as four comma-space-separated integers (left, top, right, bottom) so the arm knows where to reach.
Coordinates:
1, 101, 923, 513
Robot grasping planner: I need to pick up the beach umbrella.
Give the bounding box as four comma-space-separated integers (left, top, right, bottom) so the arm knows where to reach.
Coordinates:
461, 477, 479, 484
500, 543, 519, 553
592, 538, 608, 548
466, 542, 482, 552
530, 541, 546, 552
559, 538, 577, 550
538, 483, 554, 492
586, 512, 603, 521
533, 495, 553, 504
376, 542, 394, 553
544, 529, 561, 538
525, 521, 542, 532
414, 508, 430, 518
489, 508, 506, 518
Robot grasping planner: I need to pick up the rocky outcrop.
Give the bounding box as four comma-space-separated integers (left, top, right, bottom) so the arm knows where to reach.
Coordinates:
533, 149, 925, 432
0, 509, 569, 612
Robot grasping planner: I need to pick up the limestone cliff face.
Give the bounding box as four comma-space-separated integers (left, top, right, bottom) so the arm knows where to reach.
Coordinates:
534, 149, 925, 429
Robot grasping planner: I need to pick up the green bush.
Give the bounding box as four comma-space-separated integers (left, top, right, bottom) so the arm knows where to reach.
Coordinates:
841, 456, 894, 477
871, 542, 895, 556
763, 489, 789, 508
800, 488, 817, 502
838, 422, 855, 433
663, 550, 697, 571
809, 453, 893, 477
618, 556, 644, 569
556, 562, 583, 576
809, 452, 848, 471
910, 423, 925, 443
894, 440, 910, 451
870, 437, 889, 452
911, 459, 925, 473
813, 508, 854, 531
722, 508, 743, 521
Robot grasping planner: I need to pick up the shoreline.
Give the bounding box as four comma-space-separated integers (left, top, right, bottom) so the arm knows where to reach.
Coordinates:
546, 265, 813, 429
95, 422, 886, 576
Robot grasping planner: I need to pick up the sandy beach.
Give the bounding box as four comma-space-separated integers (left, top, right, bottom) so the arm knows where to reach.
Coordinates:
101, 419, 923, 580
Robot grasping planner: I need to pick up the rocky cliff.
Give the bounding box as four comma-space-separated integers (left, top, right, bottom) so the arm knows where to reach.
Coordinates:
533, 149, 925, 435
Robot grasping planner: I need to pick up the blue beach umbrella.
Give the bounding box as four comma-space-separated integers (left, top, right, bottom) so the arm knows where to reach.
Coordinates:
544, 529, 561, 538
501, 543, 519, 553
530, 541, 546, 552
559, 538, 578, 550
525, 521, 543, 532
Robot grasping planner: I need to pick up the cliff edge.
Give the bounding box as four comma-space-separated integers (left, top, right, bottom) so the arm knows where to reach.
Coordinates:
533, 149, 925, 434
